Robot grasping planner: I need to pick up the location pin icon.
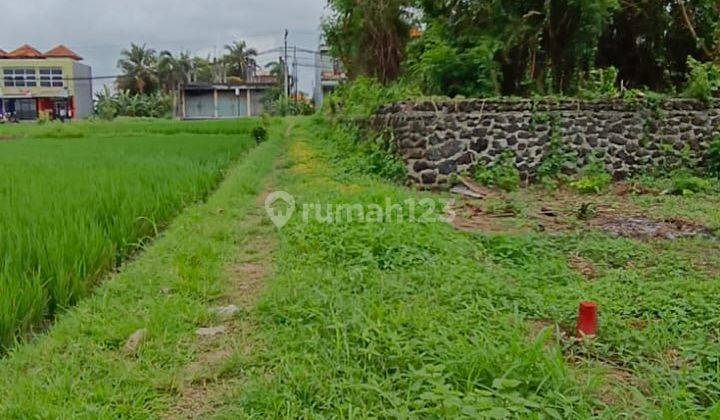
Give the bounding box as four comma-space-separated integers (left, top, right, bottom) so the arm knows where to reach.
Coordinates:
265, 191, 296, 229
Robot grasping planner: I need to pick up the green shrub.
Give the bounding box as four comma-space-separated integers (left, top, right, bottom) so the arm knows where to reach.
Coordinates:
579, 67, 619, 100
251, 124, 268, 144
570, 159, 612, 194
313, 78, 419, 183
684, 57, 720, 102
666, 170, 712, 195
327, 77, 420, 119
536, 132, 576, 187
265, 97, 315, 117
474, 151, 521, 192
316, 119, 407, 183
707, 137, 720, 177
94, 89, 172, 119
406, 23, 502, 97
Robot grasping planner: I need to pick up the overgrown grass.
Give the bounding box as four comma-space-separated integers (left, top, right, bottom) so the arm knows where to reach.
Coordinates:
219, 119, 720, 417
0, 118, 260, 349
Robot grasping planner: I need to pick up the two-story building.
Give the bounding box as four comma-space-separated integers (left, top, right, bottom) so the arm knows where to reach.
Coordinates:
313, 43, 347, 109
0, 44, 93, 121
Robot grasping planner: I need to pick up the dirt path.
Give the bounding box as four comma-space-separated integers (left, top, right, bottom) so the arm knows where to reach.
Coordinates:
165, 203, 278, 418
164, 130, 290, 419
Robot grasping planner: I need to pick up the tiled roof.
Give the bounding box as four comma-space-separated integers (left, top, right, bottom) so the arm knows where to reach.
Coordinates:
9, 44, 44, 59
0, 44, 83, 60
44, 45, 83, 60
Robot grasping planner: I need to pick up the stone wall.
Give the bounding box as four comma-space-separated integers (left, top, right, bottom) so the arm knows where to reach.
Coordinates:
373, 99, 720, 187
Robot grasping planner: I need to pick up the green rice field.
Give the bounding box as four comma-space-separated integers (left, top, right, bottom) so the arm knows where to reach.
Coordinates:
0, 119, 257, 349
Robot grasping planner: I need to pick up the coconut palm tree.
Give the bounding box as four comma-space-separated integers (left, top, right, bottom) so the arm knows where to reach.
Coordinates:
190, 56, 214, 83
222, 40, 258, 80
157, 50, 192, 92
117, 43, 159, 94
265, 60, 285, 81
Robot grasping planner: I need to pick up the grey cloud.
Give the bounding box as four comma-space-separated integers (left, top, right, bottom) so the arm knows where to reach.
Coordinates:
2, 0, 325, 92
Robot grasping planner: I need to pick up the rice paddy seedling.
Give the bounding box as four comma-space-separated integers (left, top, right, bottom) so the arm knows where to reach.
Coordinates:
0, 119, 257, 349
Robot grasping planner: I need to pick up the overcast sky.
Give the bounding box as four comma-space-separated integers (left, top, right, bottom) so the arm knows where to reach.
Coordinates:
1, 0, 327, 93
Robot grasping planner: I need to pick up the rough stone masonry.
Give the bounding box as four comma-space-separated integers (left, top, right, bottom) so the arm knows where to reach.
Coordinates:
373, 99, 720, 188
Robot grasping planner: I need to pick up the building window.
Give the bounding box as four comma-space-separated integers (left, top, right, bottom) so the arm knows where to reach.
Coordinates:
40, 68, 64, 87
3, 68, 37, 87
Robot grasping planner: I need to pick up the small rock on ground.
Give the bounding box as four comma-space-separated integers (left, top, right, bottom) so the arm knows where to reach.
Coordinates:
122, 328, 148, 355
212, 305, 240, 319
196, 326, 226, 337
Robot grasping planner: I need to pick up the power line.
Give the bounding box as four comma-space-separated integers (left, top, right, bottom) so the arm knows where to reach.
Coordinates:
48, 29, 321, 52
43, 43, 325, 89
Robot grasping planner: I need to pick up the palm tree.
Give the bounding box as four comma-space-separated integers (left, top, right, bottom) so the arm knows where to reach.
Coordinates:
265, 59, 288, 92
157, 51, 193, 117
222, 41, 258, 80
190, 56, 214, 83
157, 51, 192, 92
117, 43, 159, 94
265, 60, 285, 81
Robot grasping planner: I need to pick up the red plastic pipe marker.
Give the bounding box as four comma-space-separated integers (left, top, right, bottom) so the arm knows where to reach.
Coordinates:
576, 301, 598, 338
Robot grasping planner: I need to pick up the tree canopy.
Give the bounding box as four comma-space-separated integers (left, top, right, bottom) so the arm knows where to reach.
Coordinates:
324, 0, 720, 97
223, 41, 258, 79
115, 39, 260, 95
323, 0, 413, 84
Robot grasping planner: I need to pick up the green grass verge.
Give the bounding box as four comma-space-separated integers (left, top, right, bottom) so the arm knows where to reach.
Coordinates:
217, 118, 720, 418
0, 120, 286, 417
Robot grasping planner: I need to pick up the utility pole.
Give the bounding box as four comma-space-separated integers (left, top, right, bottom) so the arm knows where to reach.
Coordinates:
293, 45, 298, 102
283, 29, 289, 101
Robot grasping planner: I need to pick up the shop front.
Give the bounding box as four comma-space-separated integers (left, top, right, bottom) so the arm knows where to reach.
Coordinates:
1, 97, 72, 121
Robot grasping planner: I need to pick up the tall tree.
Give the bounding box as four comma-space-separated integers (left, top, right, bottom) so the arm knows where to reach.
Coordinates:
223, 41, 258, 79
412, 0, 618, 95
261, 60, 287, 107
157, 51, 192, 92
596, 0, 719, 90
324, 0, 412, 84
116, 43, 159, 94
190, 56, 214, 83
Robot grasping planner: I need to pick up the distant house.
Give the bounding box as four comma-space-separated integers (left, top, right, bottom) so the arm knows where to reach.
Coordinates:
0, 44, 92, 121
314, 43, 347, 108
179, 71, 277, 119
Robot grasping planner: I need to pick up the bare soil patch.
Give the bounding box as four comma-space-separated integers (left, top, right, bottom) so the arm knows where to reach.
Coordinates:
448, 181, 716, 241
588, 216, 714, 240
568, 254, 598, 280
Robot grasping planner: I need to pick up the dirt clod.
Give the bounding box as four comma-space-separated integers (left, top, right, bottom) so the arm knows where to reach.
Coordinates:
122, 328, 148, 356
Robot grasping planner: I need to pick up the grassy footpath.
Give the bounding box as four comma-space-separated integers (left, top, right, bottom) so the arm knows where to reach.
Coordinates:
0, 121, 286, 418
216, 118, 718, 418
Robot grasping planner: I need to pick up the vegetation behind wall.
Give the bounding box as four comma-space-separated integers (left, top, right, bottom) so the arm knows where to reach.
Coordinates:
325, 0, 720, 98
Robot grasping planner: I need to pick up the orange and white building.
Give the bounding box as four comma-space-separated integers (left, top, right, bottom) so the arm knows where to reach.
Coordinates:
0, 44, 92, 121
